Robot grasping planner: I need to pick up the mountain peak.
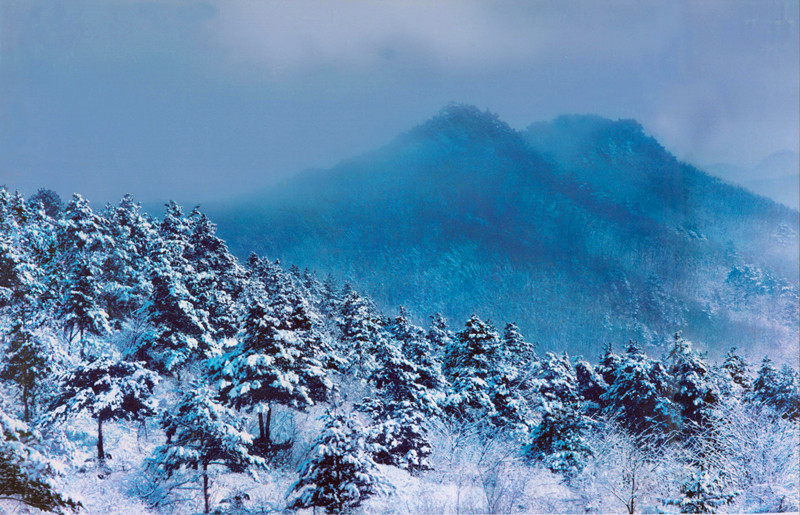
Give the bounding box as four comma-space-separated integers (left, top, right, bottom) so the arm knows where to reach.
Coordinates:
409, 103, 516, 143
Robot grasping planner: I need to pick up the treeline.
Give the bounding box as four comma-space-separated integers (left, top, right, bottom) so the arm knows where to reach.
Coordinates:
0, 188, 797, 514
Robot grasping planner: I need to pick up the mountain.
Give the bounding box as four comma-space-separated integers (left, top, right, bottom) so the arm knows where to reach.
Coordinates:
705, 151, 800, 210
207, 105, 799, 361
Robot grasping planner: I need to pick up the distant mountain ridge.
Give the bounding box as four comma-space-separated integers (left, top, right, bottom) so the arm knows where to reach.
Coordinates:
207, 105, 799, 362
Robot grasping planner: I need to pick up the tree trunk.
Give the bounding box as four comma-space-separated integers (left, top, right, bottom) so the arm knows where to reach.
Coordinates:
22, 384, 29, 423
203, 461, 210, 514
265, 403, 272, 445
97, 417, 105, 461
258, 412, 265, 441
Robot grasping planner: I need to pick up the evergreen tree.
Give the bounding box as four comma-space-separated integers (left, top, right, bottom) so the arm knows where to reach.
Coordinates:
361, 337, 439, 473
601, 342, 678, 436
50, 359, 159, 461
57, 256, 110, 356
669, 464, 735, 513
151, 385, 267, 514
0, 408, 79, 513
442, 315, 502, 423
209, 291, 330, 449
667, 333, 717, 430
749, 357, 800, 420
575, 359, 607, 412
0, 323, 55, 422
502, 322, 536, 369
133, 248, 215, 373
338, 290, 384, 377
28, 188, 64, 218
720, 347, 751, 392
57, 193, 110, 256
364, 399, 433, 475
427, 312, 452, 357
391, 307, 445, 392
98, 194, 155, 324
526, 401, 593, 477
287, 410, 390, 513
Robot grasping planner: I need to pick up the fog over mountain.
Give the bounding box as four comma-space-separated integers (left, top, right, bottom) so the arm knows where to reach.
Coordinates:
207, 105, 799, 363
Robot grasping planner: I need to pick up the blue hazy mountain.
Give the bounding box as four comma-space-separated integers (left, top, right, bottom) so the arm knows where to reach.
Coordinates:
208, 105, 799, 361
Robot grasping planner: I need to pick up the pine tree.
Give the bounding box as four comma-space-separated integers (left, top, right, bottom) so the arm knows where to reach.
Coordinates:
442, 315, 502, 423
58, 256, 110, 356
287, 410, 390, 513
58, 193, 110, 256
361, 337, 439, 473
364, 400, 433, 475
338, 290, 385, 377
209, 291, 330, 449
526, 401, 593, 477
391, 307, 445, 392
185, 211, 244, 340
601, 342, 678, 436
720, 347, 751, 392
133, 248, 215, 373
0, 323, 54, 422
667, 333, 717, 430
28, 188, 64, 219
151, 385, 267, 514
502, 322, 536, 369
527, 352, 593, 476
575, 359, 607, 412
98, 194, 155, 324
427, 312, 452, 357
50, 358, 159, 461
750, 357, 800, 420
0, 408, 79, 513
669, 464, 735, 513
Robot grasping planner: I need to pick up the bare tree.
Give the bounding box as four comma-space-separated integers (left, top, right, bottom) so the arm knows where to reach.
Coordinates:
576, 417, 666, 513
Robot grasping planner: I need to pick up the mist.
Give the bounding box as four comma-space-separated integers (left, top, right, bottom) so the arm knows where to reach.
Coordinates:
1, 0, 798, 205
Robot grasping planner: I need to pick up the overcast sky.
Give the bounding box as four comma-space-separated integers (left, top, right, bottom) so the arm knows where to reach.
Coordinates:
1, 0, 798, 205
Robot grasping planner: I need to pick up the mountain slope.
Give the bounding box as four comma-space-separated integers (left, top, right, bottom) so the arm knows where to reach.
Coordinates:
208, 105, 799, 361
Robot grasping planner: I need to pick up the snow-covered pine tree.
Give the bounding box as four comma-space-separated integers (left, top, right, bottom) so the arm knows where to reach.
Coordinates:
0, 408, 79, 513
600, 342, 679, 437
527, 353, 593, 476
209, 290, 330, 450
57, 256, 110, 357
0, 322, 55, 422
502, 322, 536, 369
427, 312, 452, 357
287, 410, 390, 513
57, 193, 110, 256
596, 342, 621, 387
28, 188, 64, 219
526, 400, 593, 477
361, 337, 438, 473
151, 384, 266, 514
666, 333, 717, 431
391, 307, 445, 392
669, 464, 736, 513
98, 194, 155, 325
575, 359, 607, 413
720, 347, 751, 392
132, 245, 215, 373
50, 358, 159, 461
442, 315, 502, 424
185, 210, 244, 341
338, 290, 385, 377
749, 357, 800, 420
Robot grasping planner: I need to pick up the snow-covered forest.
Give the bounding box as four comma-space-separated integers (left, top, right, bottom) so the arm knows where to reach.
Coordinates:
1, 188, 798, 514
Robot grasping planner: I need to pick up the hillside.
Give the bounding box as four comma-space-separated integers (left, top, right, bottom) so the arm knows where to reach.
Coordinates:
209, 105, 799, 362
0, 188, 797, 514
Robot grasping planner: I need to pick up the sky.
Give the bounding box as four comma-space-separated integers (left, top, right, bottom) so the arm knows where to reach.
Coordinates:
1, 0, 798, 205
